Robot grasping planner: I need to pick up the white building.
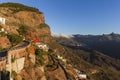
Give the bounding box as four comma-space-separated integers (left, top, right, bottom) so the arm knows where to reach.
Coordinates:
78, 74, 87, 79
38, 44, 47, 49
0, 17, 5, 25
37, 44, 49, 51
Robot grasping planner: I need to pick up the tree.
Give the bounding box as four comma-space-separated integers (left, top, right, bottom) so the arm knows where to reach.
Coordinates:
35, 49, 47, 66
18, 25, 28, 36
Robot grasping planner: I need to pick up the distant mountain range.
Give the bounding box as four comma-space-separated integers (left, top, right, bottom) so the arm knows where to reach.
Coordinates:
52, 32, 120, 59
52, 32, 120, 80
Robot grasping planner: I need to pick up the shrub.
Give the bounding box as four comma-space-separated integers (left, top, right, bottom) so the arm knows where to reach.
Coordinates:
18, 25, 28, 36
7, 33, 23, 45
35, 49, 47, 66
12, 71, 17, 80
0, 2, 42, 13
11, 57, 16, 63
39, 23, 50, 29
0, 32, 7, 37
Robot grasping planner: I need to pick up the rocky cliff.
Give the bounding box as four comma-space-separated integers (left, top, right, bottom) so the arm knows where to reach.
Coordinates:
0, 3, 51, 44
0, 3, 76, 80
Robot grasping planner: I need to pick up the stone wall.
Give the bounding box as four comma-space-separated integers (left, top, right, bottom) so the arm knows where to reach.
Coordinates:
11, 57, 25, 73
8, 48, 27, 59
0, 60, 6, 70
6, 41, 31, 80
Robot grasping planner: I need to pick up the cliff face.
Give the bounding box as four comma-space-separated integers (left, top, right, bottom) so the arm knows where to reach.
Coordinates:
0, 7, 44, 26
0, 3, 89, 80
0, 37, 11, 49
1, 11, 44, 27
14, 11, 44, 27
0, 3, 69, 80
0, 4, 51, 44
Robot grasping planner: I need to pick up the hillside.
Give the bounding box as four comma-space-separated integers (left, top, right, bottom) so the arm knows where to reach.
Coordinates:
53, 33, 120, 80
53, 33, 120, 59
0, 2, 120, 80
73, 33, 120, 59
0, 2, 41, 13
0, 2, 84, 80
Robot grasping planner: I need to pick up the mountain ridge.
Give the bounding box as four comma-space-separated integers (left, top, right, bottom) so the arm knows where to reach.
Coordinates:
52, 32, 120, 80
52, 32, 120, 59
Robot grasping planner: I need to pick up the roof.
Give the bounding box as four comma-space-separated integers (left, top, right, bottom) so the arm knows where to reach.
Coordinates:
33, 38, 40, 43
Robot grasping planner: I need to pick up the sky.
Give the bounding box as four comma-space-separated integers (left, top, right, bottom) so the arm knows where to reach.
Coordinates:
0, 0, 120, 35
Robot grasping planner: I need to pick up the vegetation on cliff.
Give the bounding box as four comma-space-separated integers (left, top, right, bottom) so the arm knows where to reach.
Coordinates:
0, 2, 42, 13
53, 35, 120, 80
7, 33, 23, 46
39, 23, 50, 29
18, 25, 28, 36
35, 48, 47, 66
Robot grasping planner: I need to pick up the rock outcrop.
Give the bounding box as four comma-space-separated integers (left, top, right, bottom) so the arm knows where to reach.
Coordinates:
0, 36, 11, 48
0, 3, 51, 44
0, 2, 72, 80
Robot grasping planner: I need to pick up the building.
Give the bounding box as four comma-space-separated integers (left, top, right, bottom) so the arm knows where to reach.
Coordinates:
32, 38, 49, 51
37, 44, 49, 51
78, 74, 87, 79
0, 17, 5, 25
33, 38, 40, 44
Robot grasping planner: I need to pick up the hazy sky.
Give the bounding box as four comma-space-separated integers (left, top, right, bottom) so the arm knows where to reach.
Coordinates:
0, 0, 120, 35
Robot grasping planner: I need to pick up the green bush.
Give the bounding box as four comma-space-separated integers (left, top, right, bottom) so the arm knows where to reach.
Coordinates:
0, 32, 7, 37
35, 48, 47, 55
35, 49, 47, 66
39, 23, 50, 29
7, 33, 23, 45
11, 57, 16, 63
12, 71, 17, 80
18, 25, 28, 36
0, 46, 6, 51
0, 2, 42, 13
